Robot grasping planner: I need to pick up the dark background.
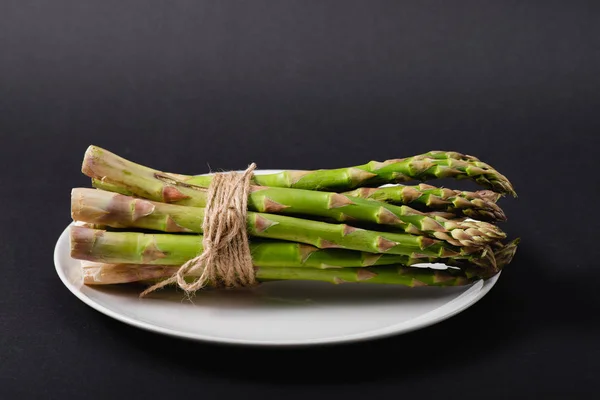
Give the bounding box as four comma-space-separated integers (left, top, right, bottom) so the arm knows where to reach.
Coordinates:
1, 1, 599, 398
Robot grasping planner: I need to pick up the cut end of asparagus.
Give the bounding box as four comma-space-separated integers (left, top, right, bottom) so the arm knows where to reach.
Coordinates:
70, 225, 105, 261
81, 145, 102, 177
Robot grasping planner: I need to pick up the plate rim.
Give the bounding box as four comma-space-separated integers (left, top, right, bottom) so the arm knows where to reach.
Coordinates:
55, 223, 500, 347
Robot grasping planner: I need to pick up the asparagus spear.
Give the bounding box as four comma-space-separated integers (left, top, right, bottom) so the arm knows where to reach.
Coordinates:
82, 239, 519, 286
70, 225, 444, 268
71, 189, 495, 264
92, 177, 502, 241
81, 147, 505, 245
84, 145, 515, 200
81, 262, 476, 287
181, 151, 516, 196
343, 184, 506, 222
71, 224, 502, 278
92, 179, 462, 221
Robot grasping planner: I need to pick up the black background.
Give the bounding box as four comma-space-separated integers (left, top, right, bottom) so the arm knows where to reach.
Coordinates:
1, 1, 599, 399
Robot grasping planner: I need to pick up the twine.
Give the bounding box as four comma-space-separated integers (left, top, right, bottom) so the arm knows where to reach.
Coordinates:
140, 163, 257, 298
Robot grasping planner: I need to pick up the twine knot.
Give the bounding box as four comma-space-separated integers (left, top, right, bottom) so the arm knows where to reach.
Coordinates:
140, 163, 257, 298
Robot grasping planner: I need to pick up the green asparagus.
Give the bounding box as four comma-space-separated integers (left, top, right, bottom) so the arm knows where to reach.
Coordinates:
343, 184, 506, 222
182, 151, 516, 195
84, 145, 516, 198
82, 239, 518, 286
71, 189, 496, 266
81, 147, 505, 245
81, 262, 476, 287
70, 225, 465, 268
69, 145, 518, 295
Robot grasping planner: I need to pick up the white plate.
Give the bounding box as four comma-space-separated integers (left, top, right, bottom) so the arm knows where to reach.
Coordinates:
55, 169, 500, 346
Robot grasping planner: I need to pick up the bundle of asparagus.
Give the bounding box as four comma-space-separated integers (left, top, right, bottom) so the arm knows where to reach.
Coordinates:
69, 145, 518, 295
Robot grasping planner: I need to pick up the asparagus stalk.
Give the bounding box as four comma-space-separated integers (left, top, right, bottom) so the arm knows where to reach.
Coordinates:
71, 189, 495, 265
93, 178, 486, 229
82, 147, 505, 246
181, 151, 516, 196
70, 225, 501, 275
343, 184, 506, 222
70, 225, 451, 268
82, 239, 519, 287
92, 180, 460, 220
84, 145, 515, 200
81, 262, 476, 287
